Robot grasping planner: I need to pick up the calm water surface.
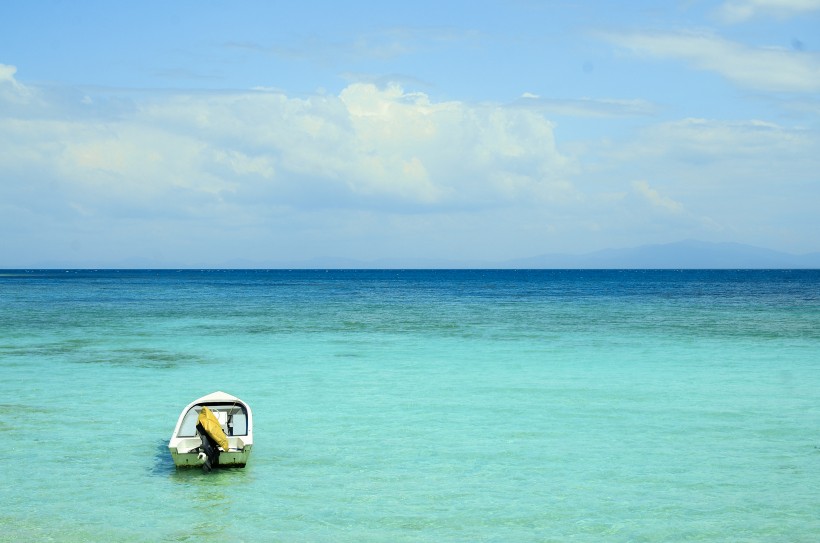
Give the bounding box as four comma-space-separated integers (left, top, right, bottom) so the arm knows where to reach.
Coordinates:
1, 270, 818, 542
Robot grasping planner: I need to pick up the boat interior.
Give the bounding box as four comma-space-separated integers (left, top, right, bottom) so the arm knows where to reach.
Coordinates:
177, 403, 249, 438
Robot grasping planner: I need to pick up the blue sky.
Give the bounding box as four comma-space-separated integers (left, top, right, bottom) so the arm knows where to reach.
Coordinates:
1, 0, 819, 266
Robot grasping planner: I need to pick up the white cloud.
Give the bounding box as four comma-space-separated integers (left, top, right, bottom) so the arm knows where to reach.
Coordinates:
641, 117, 811, 160
0, 64, 17, 84
213, 149, 276, 179
598, 118, 816, 190
605, 30, 820, 93
564, 113, 820, 247
0, 63, 34, 103
0, 81, 574, 223
632, 180, 684, 214
225, 26, 479, 66
3, 67, 817, 264
515, 95, 659, 118
716, 0, 820, 22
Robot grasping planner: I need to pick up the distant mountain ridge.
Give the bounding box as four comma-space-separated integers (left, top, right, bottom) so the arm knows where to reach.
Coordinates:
246, 240, 820, 269
13, 240, 820, 269
503, 240, 820, 269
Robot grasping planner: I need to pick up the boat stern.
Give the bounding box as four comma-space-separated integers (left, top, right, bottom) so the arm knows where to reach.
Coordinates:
169, 436, 252, 468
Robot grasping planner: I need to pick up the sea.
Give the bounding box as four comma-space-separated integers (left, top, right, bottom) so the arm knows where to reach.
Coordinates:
1, 269, 818, 542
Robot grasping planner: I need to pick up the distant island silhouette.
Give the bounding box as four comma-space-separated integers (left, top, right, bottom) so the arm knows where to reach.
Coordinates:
19, 240, 819, 269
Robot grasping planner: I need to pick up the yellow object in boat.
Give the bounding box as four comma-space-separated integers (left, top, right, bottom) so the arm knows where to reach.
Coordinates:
198, 406, 230, 451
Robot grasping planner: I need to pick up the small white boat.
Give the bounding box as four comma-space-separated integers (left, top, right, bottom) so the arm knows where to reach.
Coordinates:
168, 391, 253, 470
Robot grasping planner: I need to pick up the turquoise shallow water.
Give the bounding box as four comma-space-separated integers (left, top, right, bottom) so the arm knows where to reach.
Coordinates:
1, 269, 819, 542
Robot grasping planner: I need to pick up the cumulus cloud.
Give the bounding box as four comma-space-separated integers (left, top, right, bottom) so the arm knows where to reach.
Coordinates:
4, 64, 817, 264
716, 0, 820, 22
605, 30, 820, 93
0, 80, 574, 224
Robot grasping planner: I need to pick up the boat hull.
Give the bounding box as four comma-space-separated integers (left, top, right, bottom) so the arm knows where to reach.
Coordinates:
170, 448, 252, 468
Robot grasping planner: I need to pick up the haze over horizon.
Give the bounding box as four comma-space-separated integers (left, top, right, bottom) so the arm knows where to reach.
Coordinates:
2, 1, 819, 268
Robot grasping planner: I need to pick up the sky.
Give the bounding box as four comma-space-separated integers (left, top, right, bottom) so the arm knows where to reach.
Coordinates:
1, 0, 819, 267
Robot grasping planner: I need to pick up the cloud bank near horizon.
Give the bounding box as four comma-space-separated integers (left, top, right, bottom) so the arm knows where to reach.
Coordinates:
2, 0, 819, 266
2, 59, 818, 266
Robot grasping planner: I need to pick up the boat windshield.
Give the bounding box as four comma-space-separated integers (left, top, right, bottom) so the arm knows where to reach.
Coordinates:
177, 403, 248, 437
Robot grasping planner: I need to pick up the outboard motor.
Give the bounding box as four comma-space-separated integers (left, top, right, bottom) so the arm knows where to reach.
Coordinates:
196, 422, 220, 472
